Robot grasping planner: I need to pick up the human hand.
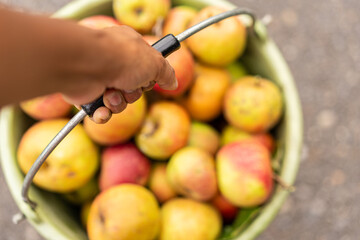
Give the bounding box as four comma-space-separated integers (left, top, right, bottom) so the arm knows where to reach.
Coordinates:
63, 25, 177, 123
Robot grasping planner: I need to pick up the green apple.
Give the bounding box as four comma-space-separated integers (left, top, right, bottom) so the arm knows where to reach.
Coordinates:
62, 177, 99, 205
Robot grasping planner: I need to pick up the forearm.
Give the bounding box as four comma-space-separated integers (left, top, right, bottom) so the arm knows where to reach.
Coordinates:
0, 7, 108, 106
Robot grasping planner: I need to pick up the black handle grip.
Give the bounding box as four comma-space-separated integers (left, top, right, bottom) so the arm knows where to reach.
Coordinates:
81, 34, 180, 117
81, 96, 104, 116
152, 34, 180, 57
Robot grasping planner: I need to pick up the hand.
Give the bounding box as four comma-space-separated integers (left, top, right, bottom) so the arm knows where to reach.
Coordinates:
63, 26, 177, 123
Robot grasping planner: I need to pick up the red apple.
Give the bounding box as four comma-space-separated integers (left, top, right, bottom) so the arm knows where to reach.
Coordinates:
99, 143, 151, 191
144, 35, 195, 97
78, 15, 120, 29
20, 93, 72, 120
211, 193, 239, 224
216, 141, 273, 207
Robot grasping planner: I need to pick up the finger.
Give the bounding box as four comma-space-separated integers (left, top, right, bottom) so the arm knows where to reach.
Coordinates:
142, 80, 156, 92
92, 107, 112, 124
121, 88, 143, 103
103, 89, 127, 114
155, 59, 178, 90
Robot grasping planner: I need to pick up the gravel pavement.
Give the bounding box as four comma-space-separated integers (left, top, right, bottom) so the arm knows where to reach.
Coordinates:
1, 0, 359, 239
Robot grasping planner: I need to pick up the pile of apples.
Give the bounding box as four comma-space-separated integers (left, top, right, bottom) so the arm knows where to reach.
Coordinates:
16, 0, 284, 239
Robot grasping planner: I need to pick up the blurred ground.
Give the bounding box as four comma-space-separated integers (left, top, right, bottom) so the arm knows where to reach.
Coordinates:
1, 0, 360, 239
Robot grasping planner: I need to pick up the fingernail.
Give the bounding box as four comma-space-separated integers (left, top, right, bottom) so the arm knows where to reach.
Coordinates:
109, 91, 122, 106
123, 89, 135, 94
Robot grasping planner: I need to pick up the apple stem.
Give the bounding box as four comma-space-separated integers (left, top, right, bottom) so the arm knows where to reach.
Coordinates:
272, 174, 295, 192
254, 76, 262, 87
152, 17, 164, 37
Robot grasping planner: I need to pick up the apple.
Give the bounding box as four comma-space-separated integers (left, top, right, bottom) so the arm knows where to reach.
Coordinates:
84, 95, 146, 145
182, 63, 230, 121
87, 184, 160, 240
186, 6, 247, 67
226, 61, 248, 82
78, 15, 120, 29
81, 200, 92, 227
148, 163, 177, 203
113, 0, 170, 34
144, 35, 195, 97
20, 93, 72, 120
167, 146, 217, 201
188, 121, 220, 155
211, 193, 239, 224
99, 143, 151, 191
221, 125, 275, 153
135, 101, 190, 160
17, 119, 99, 193
223, 76, 283, 133
216, 141, 273, 207
160, 198, 222, 240
162, 5, 197, 37
62, 177, 99, 205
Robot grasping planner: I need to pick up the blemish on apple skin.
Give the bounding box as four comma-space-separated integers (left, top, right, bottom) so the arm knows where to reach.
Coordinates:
142, 120, 159, 138
67, 171, 76, 177
98, 210, 105, 225
40, 161, 49, 170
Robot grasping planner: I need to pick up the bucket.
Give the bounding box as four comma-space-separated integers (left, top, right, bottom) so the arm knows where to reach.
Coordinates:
0, 0, 303, 239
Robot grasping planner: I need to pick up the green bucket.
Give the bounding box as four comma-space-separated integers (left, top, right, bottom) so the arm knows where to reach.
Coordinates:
0, 0, 303, 239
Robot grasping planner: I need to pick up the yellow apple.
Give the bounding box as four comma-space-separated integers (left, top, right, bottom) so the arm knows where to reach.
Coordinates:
183, 63, 230, 121
223, 76, 283, 133
186, 6, 247, 66
113, 0, 170, 34
87, 184, 160, 240
160, 198, 222, 240
84, 95, 146, 145
17, 119, 99, 193
135, 101, 190, 160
